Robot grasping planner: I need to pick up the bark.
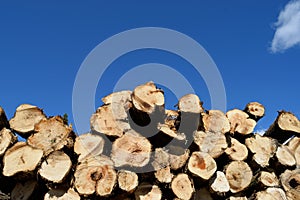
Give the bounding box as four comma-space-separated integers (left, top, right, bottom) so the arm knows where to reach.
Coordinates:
0, 128, 17, 157
0, 106, 9, 131
226, 109, 256, 135
9, 104, 46, 137
171, 173, 194, 200
265, 111, 300, 144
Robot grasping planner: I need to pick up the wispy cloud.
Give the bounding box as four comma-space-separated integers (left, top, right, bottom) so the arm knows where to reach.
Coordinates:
270, 0, 300, 53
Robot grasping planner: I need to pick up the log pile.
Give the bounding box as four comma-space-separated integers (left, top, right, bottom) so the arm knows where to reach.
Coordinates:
0, 82, 299, 200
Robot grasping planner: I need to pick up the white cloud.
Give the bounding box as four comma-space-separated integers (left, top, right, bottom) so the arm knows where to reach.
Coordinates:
270, 0, 300, 53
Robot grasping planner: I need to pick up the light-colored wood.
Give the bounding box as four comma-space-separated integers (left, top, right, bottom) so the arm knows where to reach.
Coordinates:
245, 134, 277, 167
74, 155, 116, 196
27, 116, 74, 156
276, 145, 296, 167
134, 183, 162, 200
157, 123, 186, 140
154, 166, 174, 183
287, 137, 300, 167
193, 131, 228, 158
44, 188, 80, 200
187, 151, 217, 180
258, 171, 279, 187
225, 137, 248, 161
169, 147, 190, 170
244, 102, 265, 121
9, 104, 46, 137
0, 106, 9, 130
0, 128, 17, 157
171, 173, 194, 200
265, 111, 300, 143
111, 130, 151, 167
255, 187, 287, 200
228, 197, 247, 200
178, 94, 203, 113
91, 91, 132, 137
74, 133, 105, 161
202, 110, 230, 134
225, 161, 253, 193
226, 109, 256, 135
210, 171, 230, 195
280, 169, 300, 200
3, 142, 43, 177
11, 180, 37, 200
132, 82, 164, 114
118, 170, 139, 192
38, 151, 72, 183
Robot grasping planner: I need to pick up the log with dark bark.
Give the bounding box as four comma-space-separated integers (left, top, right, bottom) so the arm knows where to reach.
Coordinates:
27, 116, 74, 156
0, 106, 9, 130
2, 142, 43, 177
9, 104, 46, 137
244, 102, 265, 121
280, 169, 300, 200
226, 109, 256, 135
171, 173, 194, 200
134, 183, 162, 200
265, 111, 300, 143
0, 128, 17, 157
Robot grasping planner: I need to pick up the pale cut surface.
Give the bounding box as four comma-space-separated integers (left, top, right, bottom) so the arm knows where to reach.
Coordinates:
132, 82, 164, 114
74, 133, 104, 161
280, 169, 300, 200
178, 94, 203, 113
225, 137, 248, 161
3, 142, 43, 177
27, 116, 73, 155
225, 161, 253, 193
210, 171, 230, 194
157, 123, 186, 140
202, 110, 230, 134
259, 171, 279, 187
245, 134, 277, 167
135, 183, 162, 200
244, 102, 265, 120
118, 170, 139, 192
226, 109, 256, 135
154, 166, 174, 183
44, 188, 80, 200
188, 151, 217, 180
9, 104, 46, 136
0, 128, 17, 156
111, 131, 151, 167
171, 173, 194, 200
255, 188, 287, 200
38, 151, 72, 183
277, 112, 300, 133
276, 146, 296, 167
193, 131, 228, 158
11, 180, 37, 200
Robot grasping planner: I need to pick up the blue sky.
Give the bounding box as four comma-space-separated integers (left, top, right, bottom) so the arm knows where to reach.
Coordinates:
1, 1, 300, 134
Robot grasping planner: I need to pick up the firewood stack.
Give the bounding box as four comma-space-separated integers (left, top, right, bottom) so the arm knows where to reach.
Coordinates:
0, 82, 299, 200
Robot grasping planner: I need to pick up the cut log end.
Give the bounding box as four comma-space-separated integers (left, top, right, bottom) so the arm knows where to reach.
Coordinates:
154, 166, 174, 183
210, 171, 230, 195
225, 137, 248, 161
44, 188, 80, 200
135, 183, 162, 200
118, 170, 139, 192
280, 169, 300, 200
255, 188, 287, 200
178, 94, 203, 113
244, 102, 265, 121
0, 128, 17, 157
259, 171, 279, 187
202, 110, 230, 134
226, 109, 256, 135
171, 173, 194, 200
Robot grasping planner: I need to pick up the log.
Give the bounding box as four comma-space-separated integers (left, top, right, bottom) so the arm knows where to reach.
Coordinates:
38, 151, 72, 184
193, 131, 228, 158
0, 106, 9, 130
74, 133, 105, 162
178, 94, 203, 113
44, 188, 80, 200
225, 161, 253, 193
245, 134, 277, 167
171, 173, 194, 200
9, 104, 46, 137
132, 82, 164, 114
27, 116, 74, 156
3, 142, 43, 177
228, 197, 247, 200
117, 170, 139, 193
265, 111, 300, 143
225, 137, 248, 161
202, 110, 230, 134
255, 187, 287, 200
91, 91, 132, 137
0, 128, 17, 157
226, 109, 256, 135
111, 130, 151, 167
134, 183, 162, 200
287, 136, 300, 167
157, 123, 186, 141
275, 145, 296, 167
209, 171, 230, 196
10, 179, 37, 200
280, 169, 300, 200
187, 151, 217, 180
74, 155, 117, 196
154, 166, 174, 183
258, 171, 279, 187
244, 102, 265, 121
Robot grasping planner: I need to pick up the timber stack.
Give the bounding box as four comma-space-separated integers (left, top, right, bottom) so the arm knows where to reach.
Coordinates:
0, 82, 299, 200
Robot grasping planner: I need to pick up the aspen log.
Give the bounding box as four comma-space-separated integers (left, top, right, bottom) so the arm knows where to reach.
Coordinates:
202, 110, 230, 134
225, 137, 248, 161
117, 170, 139, 193
134, 183, 162, 200
0, 128, 17, 157
44, 188, 80, 200
171, 173, 194, 200
280, 169, 300, 200
244, 102, 265, 121
226, 109, 256, 135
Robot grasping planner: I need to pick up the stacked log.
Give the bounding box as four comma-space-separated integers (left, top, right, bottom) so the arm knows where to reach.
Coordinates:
0, 82, 299, 200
